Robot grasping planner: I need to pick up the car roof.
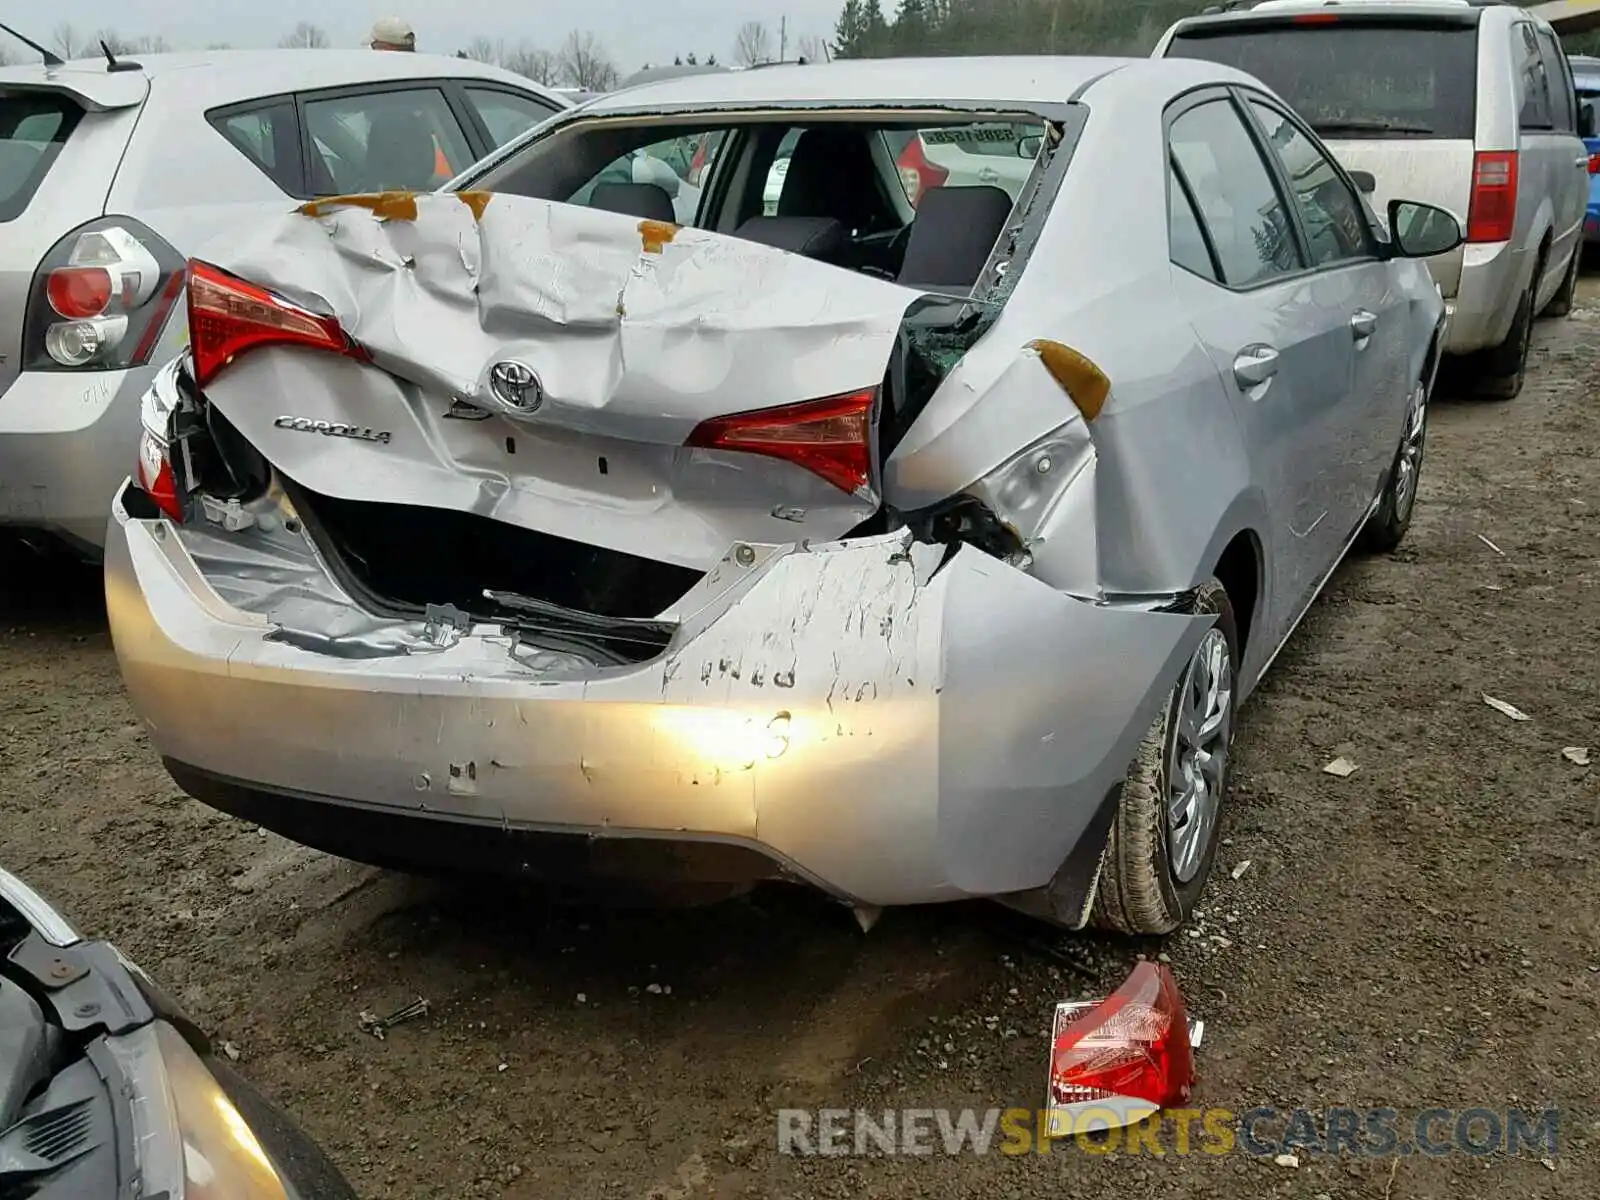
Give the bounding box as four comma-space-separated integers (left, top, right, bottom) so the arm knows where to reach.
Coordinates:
581, 55, 1254, 113
0, 49, 569, 109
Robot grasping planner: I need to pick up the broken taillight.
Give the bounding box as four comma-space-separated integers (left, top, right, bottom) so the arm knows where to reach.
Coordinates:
186, 259, 366, 388
1049, 963, 1196, 1122
685, 388, 877, 495
134, 362, 187, 523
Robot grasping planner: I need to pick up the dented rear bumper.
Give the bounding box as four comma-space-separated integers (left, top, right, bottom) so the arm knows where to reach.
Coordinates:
106, 489, 1212, 908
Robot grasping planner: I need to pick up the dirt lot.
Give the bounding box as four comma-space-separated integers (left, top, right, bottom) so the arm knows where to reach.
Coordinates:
3, 286, 1599, 1200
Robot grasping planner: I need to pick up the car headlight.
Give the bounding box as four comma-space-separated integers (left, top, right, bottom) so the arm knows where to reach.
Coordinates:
102, 1021, 289, 1199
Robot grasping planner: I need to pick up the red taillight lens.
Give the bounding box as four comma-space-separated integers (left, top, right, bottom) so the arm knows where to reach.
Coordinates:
685, 388, 877, 495
1467, 151, 1518, 244
24, 218, 185, 371
1588, 152, 1600, 176
895, 135, 949, 208
1292, 12, 1340, 23
47, 267, 114, 318
1050, 963, 1195, 1114
136, 428, 184, 523
186, 259, 364, 388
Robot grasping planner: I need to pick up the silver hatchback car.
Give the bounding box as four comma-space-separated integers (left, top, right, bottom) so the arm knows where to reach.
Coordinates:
0, 48, 567, 555
1156, 0, 1591, 399
108, 57, 1455, 934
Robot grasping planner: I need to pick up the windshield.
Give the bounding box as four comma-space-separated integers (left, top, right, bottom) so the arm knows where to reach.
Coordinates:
1167, 24, 1478, 140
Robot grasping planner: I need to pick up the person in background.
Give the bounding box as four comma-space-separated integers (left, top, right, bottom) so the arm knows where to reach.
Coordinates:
370, 17, 416, 51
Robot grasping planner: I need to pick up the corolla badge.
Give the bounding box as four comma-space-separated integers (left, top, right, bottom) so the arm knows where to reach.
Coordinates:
273, 416, 392, 444
488, 360, 543, 413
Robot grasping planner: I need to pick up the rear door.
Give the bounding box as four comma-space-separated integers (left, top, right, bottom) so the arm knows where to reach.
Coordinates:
1162, 12, 1480, 299
1164, 90, 1352, 642
1240, 93, 1406, 530
0, 80, 144, 396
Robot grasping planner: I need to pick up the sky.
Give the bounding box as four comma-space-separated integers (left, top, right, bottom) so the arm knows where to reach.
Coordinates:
5, 1, 844, 73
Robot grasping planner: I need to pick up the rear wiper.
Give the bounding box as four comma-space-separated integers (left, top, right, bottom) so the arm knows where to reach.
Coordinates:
483, 589, 676, 653
1312, 118, 1434, 136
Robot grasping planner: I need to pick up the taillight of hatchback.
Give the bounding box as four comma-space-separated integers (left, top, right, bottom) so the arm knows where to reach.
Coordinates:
22, 217, 185, 371
1465, 151, 1518, 244
895, 135, 948, 208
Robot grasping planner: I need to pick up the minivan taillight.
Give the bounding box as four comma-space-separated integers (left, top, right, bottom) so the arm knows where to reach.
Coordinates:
186, 259, 366, 387
685, 388, 877, 495
22, 218, 185, 371
1466, 151, 1518, 244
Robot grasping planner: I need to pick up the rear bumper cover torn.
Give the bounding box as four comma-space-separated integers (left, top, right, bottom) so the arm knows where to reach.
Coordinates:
107, 489, 1212, 907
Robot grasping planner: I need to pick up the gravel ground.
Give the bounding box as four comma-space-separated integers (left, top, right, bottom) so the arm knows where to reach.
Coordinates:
2, 284, 1598, 1200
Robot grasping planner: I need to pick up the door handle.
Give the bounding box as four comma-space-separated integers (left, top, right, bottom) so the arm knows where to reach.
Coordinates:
1233, 344, 1280, 389
1351, 309, 1378, 340
977, 167, 999, 183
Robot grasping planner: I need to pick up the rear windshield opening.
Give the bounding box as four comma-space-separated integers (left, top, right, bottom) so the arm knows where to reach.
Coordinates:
1168, 24, 1478, 140
0, 94, 83, 222
473, 111, 1052, 293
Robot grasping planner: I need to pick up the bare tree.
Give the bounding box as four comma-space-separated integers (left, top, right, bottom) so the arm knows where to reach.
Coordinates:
206, 42, 233, 50
733, 20, 774, 66
557, 31, 619, 90
464, 36, 503, 64
51, 22, 85, 59
797, 35, 830, 63
91, 31, 171, 56
278, 22, 329, 50
503, 43, 560, 85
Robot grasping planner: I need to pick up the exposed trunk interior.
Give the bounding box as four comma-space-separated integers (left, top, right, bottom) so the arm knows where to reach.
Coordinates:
287, 481, 704, 621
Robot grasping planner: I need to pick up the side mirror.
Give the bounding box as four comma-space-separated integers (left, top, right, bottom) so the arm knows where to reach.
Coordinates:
1018, 134, 1043, 159
1580, 98, 1598, 139
1387, 199, 1464, 259
1348, 169, 1377, 196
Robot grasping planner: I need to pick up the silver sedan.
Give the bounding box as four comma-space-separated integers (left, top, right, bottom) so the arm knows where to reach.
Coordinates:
107, 56, 1455, 934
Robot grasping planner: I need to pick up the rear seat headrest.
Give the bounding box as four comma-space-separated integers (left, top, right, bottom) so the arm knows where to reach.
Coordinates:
732, 215, 846, 261
896, 185, 1016, 291
589, 182, 677, 223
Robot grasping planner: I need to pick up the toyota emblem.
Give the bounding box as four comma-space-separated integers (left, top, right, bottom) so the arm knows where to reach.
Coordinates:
488, 360, 543, 412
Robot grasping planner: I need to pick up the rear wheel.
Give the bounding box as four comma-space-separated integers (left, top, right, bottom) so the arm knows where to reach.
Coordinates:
1359, 378, 1428, 554
1092, 580, 1238, 936
1542, 245, 1580, 318
1473, 270, 1536, 400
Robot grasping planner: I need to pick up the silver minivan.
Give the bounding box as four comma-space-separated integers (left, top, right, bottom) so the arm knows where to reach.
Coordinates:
1156, 0, 1590, 399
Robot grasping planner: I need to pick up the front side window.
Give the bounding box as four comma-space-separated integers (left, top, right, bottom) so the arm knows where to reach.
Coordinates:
1247, 99, 1373, 266
302, 87, 475, 195
465, 87, 563, 148
1169, 99, 1303, 287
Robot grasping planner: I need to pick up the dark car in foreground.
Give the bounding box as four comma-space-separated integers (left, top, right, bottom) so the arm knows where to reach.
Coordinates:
0, 865, 355, 1199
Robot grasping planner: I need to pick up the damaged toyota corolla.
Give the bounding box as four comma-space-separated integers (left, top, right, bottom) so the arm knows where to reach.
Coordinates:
105, 57, 1458, 934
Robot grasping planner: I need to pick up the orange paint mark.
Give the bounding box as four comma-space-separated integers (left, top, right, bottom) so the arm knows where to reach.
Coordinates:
639, 219, 679, 254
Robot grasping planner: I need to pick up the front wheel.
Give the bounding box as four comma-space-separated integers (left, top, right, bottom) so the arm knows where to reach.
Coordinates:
1092, 580, 1238, 936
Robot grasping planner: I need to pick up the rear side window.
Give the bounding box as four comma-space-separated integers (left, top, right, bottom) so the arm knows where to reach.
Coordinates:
209, 101, 302, 195
464, 87, 561, 148
1169, 99, 1303, 287
302, 87, 475, 196
1516, 24, 1554, 131
0, 95, 83, 222
1167, 24, 1478, 140
1535, 28, 1575, 134
1168, 162, 1219, 281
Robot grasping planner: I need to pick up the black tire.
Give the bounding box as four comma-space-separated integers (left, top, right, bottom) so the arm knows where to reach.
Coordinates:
1092, 580, 1238, 936
1541, 245, 1580, 319
1473, 271, 1535, 400
1359, 378, 1428, 554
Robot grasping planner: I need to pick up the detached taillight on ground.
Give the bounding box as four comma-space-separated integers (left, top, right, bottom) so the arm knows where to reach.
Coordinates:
186, 259, 366, 387
24, 218, 185, 371
1466, 151, 1518, 244
1045, 962, 1201, 1138
684, 388, 877, 495
895, 135, 948, 208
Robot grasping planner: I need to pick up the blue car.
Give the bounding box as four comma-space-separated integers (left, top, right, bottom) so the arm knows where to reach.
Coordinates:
1573, 55, 1600, 243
